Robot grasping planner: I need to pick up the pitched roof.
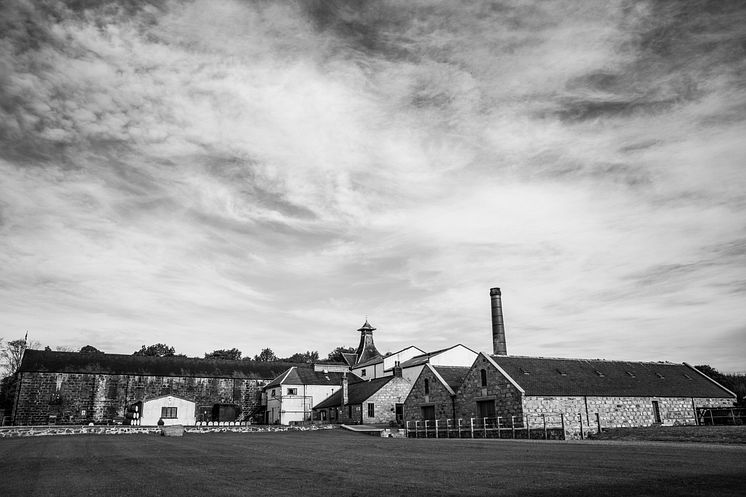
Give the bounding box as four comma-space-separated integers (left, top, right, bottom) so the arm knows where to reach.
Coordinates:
490, 355, 736, 398
399, 344, 464, 368
18, 350, 295, 379
341, 353, 358, 367
312, 376, 395, 409
432, 366, 470, 392
265, 366, 346, 388
352, 354, 384, 369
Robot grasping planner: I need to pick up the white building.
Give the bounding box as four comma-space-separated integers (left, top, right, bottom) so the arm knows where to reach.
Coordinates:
140, 395, 196, 426
264, 366, 349, 425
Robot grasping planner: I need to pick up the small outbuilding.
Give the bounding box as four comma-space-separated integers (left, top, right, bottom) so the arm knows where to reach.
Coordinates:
141, 395, 196, 426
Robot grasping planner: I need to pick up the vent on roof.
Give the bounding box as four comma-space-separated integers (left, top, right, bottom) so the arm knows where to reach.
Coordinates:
594, 370, 605, 378
683, 373, 692, 380
655, 372, 665, 379
625, 371, 636, 378
519, 368, 530, 375
556, 369, 567, 376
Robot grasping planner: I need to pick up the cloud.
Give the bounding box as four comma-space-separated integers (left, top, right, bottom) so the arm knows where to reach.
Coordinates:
0, 0, 744, 371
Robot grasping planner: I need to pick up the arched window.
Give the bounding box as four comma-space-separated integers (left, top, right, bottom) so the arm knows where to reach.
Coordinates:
480, 368, 487, 387
424, 378, 430, 395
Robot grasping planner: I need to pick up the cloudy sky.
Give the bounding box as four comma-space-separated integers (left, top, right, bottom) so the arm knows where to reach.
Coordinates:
1, 0, 744, 371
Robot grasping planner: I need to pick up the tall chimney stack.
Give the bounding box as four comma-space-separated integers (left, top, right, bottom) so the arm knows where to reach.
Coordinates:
490, 287, 507, 356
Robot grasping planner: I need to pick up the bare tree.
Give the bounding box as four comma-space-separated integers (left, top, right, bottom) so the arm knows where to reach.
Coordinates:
0, 336, 41, 378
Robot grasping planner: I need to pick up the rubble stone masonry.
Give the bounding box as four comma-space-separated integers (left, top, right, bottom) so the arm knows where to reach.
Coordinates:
12, 371, 265, 425
403, 368, 456, 421
454, 356, 523, 421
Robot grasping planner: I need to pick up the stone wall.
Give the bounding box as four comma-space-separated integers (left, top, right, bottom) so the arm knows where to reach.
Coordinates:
11, 372, 266, 426
454, 356, 523, 421
522, 395, 737, 438
403, 367, 456, 422
0, 424, 336, 438
363, 377, 412, 425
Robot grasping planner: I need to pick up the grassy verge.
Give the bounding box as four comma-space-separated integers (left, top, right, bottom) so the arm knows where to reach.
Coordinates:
589, 425, 746, 444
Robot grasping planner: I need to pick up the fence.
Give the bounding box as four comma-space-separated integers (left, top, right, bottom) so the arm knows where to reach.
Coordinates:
696, 407, 746, 426
405, 414, 572, 440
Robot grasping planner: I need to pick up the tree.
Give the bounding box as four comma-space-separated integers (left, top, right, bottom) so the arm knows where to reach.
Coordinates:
326, 346, 356, 362
282, 351, 320, 363
1, 337, 40, 377
695, 365, 746, 407
133, 343, 176, 357
253, 348, 278, 362
204, 348, 242, 361
79, 345, 103, 354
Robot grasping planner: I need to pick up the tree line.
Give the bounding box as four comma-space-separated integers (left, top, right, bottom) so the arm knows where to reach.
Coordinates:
0, 336, 357, 378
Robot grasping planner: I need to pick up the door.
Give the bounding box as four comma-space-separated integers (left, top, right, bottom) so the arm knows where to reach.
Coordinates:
652, 401, 661, 423
395, 403, 404, 424
421, 405, 435, 420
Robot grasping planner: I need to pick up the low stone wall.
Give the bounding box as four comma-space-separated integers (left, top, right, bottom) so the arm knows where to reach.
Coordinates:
0, 424, 337, 438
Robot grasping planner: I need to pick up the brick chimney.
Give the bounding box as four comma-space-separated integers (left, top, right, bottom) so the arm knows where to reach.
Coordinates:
490, 287, 507, 355
341, 373, 349, 407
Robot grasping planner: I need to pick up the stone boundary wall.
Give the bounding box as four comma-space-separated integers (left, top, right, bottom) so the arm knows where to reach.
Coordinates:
0, 424, 336, 438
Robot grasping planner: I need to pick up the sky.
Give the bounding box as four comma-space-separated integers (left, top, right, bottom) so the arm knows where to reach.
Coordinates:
1, 0, 745, 372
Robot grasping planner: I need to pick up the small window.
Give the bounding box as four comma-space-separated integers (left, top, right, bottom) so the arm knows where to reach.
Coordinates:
367, 403, 374, 418
287, 388, 297, 395
655, 372, 665, 379
361, 369, 366, 377
271, 389, 276, 397
556, 369, 567, 376
480, 369, 487, 387
424, 378, 430, 395
594, 370, 605, 378
161, 407, 178, 419
519, 368, 530, 375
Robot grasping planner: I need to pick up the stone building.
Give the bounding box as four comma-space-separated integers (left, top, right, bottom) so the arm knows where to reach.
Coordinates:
313, 373, 412, 425
9, 350, 293, 425
402, 364, 470, 421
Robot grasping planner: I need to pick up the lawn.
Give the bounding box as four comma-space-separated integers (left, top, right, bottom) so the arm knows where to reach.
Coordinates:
589, 425, 746, 444
1, 429, 744, 497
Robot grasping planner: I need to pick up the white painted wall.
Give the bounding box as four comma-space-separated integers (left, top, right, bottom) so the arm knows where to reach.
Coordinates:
383, 346, 424, 372
269, 384, 341, 425
141, 395, 196, 426
428, 345, 478, 367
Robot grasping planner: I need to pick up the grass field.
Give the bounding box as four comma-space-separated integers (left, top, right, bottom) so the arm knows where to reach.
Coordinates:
589, 425, 746, 444
1, 430, 745, 497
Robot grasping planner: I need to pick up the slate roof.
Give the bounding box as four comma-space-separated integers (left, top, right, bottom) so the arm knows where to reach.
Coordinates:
399, 345, 465, 368
432, 366, 470, 392
353, 355, 384, 369
264, 366, 347, 389
341, 353, 358, 367
313, 376, 395, 409
490, 355, 735, 398
18, 349, 294, 379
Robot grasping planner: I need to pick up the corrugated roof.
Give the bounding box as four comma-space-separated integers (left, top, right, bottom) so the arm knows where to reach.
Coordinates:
18, 349, 294, 379
265, 366, 346, 388
313, 376, 394, 409
491, 356, 735, 398
432, 366, 470, 391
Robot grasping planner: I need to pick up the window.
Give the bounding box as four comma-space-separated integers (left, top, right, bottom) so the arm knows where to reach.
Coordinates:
424, 378, 430, 395
594, 370, 605, 378
361, 369, 366, 377
519, 368, 530, 375
161, 407, 178, 419
347, 405, 352, 418
655, 372, 665, 379
287, 388, 297, 395
652, 400, 661, 423
271, 389, 276, 397
367, 403, 375, 418
556, 369, 567, 376
480, 369, 487, 387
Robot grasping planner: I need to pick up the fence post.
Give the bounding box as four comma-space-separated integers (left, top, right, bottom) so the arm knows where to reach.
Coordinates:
511, 416, 515, 439
579, 413, 584, 440
415, 420, 419, 438
496, 416, 501, 439
560, 413, 565, 440
470, 418, 474, 438
542, 414, 547, 440
596, 412, 601, 433
405, 421, 409, 438
435, 419, 439, 439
